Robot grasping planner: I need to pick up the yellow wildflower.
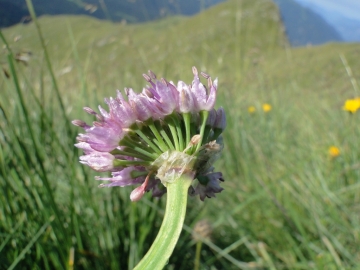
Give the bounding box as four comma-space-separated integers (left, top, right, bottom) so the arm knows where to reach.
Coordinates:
262, 103, 272, 113
343, 98, 360, 113
328, 146, 340, 158
248, 106, 256, 113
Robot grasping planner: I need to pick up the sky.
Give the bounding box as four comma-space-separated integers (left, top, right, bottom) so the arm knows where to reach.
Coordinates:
294, 0, 360, 21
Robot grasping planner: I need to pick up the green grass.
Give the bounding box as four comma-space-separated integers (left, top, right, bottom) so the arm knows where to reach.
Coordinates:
1, 0, 360, 269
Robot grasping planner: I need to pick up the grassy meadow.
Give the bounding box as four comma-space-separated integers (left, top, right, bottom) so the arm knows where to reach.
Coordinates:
1, 0, 360, 269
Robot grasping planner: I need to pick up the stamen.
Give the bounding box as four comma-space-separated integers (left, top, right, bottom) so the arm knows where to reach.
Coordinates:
116, 90, 125, 101
129, 100, 136, 110
192, 66, 198, 76
93, 121, 103, 127
161, 78, 168, 86
143, 88, 153, 98
71, 120, 89, 129
201, 71, 210, 79
148, 70, 157, 79
207, 77, 213, 88
76, 136, 86, 142
142, 73, 151, 82
83, 107, 103, 121
83, 107, 97, 115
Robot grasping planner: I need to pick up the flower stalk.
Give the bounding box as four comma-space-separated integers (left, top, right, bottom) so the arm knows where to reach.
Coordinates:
134, 174, 192, 269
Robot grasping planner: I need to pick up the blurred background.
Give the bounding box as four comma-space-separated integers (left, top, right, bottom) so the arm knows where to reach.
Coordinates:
1, 0, 360, 44
1, 0, 360, 269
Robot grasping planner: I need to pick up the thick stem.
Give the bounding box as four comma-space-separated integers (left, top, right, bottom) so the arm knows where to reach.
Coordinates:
134, 174, 193, 270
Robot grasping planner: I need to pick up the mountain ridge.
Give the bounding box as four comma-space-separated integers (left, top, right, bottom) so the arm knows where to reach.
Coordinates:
0, 0, 225, 27
1, 0, 288, 95
272, 0, 342, 46
1, 0, 346, 48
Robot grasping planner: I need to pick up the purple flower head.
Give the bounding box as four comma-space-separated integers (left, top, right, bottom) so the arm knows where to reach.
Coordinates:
73, 67, 226, 201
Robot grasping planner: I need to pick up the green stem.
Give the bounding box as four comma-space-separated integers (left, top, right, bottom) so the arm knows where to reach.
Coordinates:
134, 174, 193, 270
174, 117, 184, 151
113, 160, 150, 167
148, 121, 169, 152
168, 123, 180, 151
183, 113, 191, 145
120, 137, 158, 160
135, 129, 163, 156
159, 129, 175, 151
196, 111, 209, 152
194, 241, 202, 270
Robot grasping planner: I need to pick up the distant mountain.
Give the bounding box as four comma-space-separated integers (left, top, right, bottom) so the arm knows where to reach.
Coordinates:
293, 1, 360, 42
272, 0, 343, 46
1, 0, 347, 47
0, 1, 29, 26
0, 0, 225, 28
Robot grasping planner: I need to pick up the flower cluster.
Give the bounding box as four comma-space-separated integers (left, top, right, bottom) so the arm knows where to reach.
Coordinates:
328, 146, 340, 158
343, 98, 360, 114
73, 67, 226, 201
247, 103, 272, 114
262, 103, 272, 113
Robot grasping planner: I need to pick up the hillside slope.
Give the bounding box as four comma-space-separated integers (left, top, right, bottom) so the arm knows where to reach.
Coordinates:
1, 0, 358, 103
1, 0, 287, 97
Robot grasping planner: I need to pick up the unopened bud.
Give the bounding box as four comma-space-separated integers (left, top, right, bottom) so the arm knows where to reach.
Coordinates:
190, 134, 202, 145
214, 107, 226, 130
130, 185, 146, 201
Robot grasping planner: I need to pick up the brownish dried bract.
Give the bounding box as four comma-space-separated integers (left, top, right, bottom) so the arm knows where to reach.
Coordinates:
192, 219, 212, 242
84, 4, 98, 13
14, 35, 22, 42
20, 16, 32, 24
2, 67, 10, 79
15, 51, 32, 66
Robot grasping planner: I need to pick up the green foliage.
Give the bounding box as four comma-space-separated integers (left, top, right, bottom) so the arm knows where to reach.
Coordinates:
1, 0, 360, 269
